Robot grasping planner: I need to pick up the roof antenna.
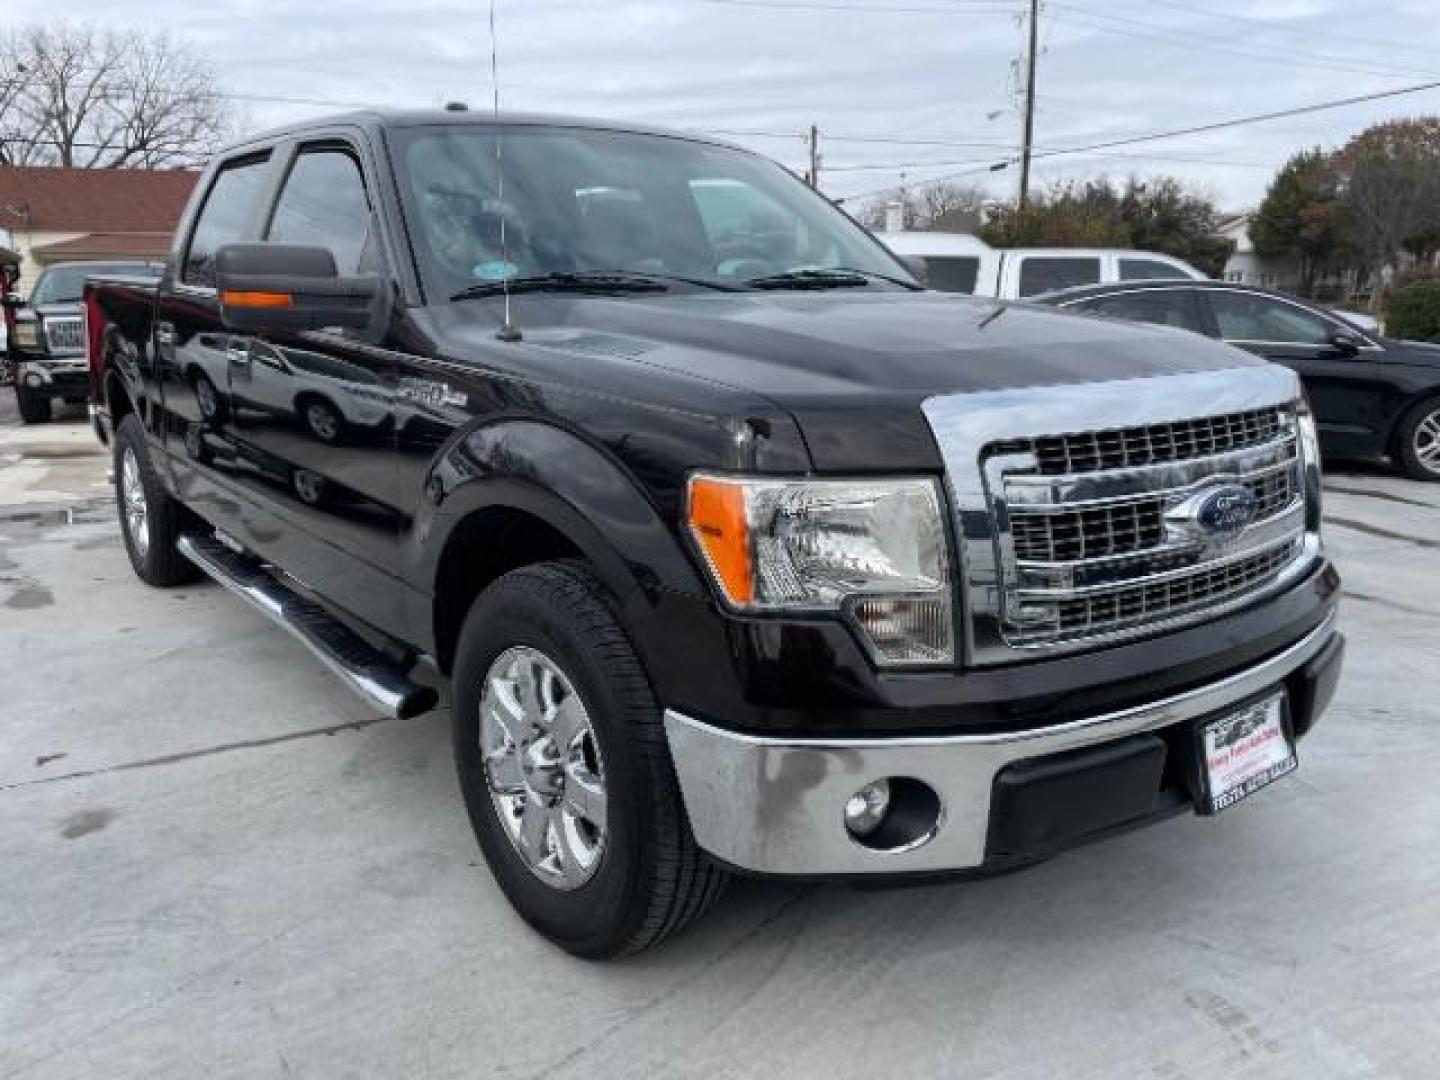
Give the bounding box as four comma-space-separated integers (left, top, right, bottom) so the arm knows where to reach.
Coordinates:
490, 0, 521, 342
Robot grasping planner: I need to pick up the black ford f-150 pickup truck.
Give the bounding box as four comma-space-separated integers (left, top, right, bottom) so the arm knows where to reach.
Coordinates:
85, 110, 1344, 957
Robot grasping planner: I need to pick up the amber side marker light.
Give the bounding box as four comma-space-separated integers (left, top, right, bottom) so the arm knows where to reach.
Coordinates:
221, 290, 294, 308
686, 476, 754, 606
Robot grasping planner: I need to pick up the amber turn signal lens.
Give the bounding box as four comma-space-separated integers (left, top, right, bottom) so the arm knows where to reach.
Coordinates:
221, 290, 294, 308
686, 477, 753, 606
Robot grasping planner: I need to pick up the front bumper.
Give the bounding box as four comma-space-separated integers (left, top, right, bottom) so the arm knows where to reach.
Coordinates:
16, 359, 87, 395
665, 611, 1342, 877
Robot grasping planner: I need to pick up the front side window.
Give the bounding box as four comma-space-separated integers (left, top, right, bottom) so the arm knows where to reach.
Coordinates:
184, 154, 271, 286
1119, 257, 1189, 281
267, 149, 371, 273
1078, 289, 1203, 333
1209, 290, 1333, 344
922, 256, 979, 294
394, 126, 909, 297
1017, 256, 1101, 297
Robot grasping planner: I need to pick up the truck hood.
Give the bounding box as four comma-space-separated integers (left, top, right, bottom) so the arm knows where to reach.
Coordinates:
441, 290, 1266, 470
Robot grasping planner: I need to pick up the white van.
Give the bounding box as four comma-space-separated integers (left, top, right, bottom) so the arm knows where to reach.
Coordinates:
876, 231, 1206, 300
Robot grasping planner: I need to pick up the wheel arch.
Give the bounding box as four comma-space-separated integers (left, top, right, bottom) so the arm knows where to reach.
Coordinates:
419, 419, 709, 675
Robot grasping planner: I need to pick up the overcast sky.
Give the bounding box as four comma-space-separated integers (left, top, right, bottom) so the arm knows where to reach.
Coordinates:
14, 0, 1440, 210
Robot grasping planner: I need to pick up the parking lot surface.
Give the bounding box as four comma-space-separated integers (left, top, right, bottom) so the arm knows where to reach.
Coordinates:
3, 397, 1438, 1080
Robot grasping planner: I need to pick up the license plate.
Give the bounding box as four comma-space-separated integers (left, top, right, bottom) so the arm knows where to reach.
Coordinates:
1200, 692, 1296, 814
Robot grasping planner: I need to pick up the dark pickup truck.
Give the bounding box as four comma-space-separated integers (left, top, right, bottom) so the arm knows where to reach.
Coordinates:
6, 260, 161, 422
86, 110, 1343, 957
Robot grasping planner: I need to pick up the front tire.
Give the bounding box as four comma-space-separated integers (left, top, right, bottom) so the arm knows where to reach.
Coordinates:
15, 388, 52, 424
114, 414, 202, 587
452, 561, 725, 958
1394, 397, 1440, 481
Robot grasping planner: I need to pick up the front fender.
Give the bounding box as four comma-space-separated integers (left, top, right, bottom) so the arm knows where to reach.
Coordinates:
417, 418, 707, 599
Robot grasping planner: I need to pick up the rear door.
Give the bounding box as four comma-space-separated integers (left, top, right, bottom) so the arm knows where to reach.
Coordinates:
160, 149, 276, 531
1198, 287, 1389, 454
225, 136, 408, 629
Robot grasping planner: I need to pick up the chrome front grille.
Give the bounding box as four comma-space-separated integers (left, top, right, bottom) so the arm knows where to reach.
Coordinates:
921, 366, 1321, 664
43, 316, 85, 354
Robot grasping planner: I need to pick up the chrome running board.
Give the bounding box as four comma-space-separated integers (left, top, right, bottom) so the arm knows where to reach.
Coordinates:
177, 533, 438, 720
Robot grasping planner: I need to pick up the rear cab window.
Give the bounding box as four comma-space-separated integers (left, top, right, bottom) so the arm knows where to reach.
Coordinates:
183, 153, 272, 287
1017, 256, 1101, 297
1119, 257, 1191, 281
921, 256, 979, 295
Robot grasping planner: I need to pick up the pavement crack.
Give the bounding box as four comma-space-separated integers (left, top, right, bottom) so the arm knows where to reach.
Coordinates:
0, 716, 396, 794
1343, 589, 1437, 619
1327, 517, 1440, 550
1325, 483, 1439, 510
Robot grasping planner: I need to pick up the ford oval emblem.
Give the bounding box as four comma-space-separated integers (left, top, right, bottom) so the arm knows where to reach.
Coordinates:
1196, 484, 1260, 536
1164, 482, 1259, 547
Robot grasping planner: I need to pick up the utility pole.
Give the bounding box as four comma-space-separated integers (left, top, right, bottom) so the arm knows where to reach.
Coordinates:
1018, 0, 1039, 208
806, 124, 821, 189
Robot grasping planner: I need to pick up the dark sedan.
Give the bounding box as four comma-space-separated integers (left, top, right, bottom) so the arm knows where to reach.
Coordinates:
1035, 279, 1440, 480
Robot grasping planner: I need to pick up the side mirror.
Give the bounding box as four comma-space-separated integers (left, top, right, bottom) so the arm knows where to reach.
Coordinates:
899, 254, 929, 286
215, 243, 383, 336
1326, 330, 1362, 357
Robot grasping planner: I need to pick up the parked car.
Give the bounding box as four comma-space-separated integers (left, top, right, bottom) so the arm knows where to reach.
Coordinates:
5, 260, 162, 422
876, 230, 1205, 298
1036, 279, 1440, 481
86, 110, 1342, 957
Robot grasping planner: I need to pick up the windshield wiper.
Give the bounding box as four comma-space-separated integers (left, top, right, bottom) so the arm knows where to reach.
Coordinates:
450, 272, 670, 302
743, 269, 872, 290
828, 266, 925, 291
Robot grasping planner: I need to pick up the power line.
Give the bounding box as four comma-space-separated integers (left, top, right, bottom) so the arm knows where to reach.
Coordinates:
1049, 4, 1438, 82
696, 0, 1020, 12
840, 77, 1440, 199
1136, 0, 1440, 62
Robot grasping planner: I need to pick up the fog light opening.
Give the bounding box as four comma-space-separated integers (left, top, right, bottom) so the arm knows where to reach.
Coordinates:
843, 776, 942, 852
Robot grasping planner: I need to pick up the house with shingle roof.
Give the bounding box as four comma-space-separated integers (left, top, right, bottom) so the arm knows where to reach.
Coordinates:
0, 165, 198, 294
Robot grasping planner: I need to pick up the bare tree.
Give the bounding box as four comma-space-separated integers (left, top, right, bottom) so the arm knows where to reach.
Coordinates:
1333, 119, 1440, 311
917, 181, 987, 233
848, 181, 989, 233
0, 23, 229, 168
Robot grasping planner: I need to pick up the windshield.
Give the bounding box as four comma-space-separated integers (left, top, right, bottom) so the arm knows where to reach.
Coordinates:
31, 262, 160, 304
394, 125, 911, 298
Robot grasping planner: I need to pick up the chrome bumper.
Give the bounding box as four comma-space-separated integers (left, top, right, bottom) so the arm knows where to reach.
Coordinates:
665, 611, 1337, 876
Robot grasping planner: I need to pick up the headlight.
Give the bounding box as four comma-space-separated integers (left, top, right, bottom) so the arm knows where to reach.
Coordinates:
686, 474, 953, 665
13, 322, 40, 349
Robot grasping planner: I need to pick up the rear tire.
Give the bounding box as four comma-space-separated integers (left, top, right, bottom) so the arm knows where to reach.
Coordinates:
1393, 397, 1440, 481
452, 560, 726, 958
114, 414, 203, 587
15, 389, 52, 424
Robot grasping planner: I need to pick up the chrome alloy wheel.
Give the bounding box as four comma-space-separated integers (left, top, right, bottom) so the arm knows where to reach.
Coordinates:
306, 402, 339, 442
480, 646, 608, 890
1414, 407, 1440, 474
121, 447, 149, 559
